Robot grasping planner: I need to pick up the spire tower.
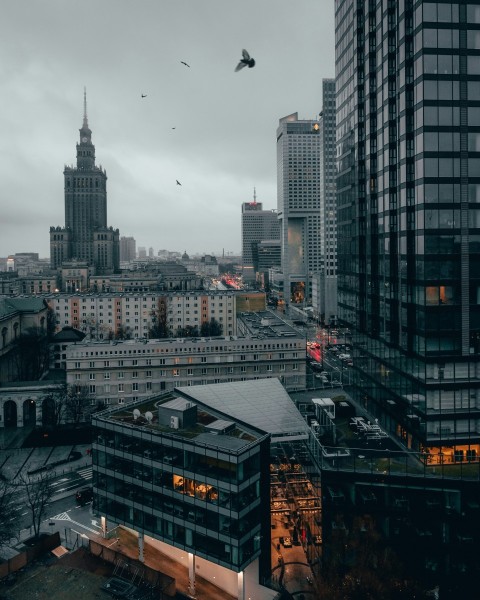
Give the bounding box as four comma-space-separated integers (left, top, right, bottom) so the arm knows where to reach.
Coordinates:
83, 86, 88, 128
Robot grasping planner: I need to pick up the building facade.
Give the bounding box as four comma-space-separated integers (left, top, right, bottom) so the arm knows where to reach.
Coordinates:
276, 113, 322, 309
335, 0, 480, 460
50, 90, 119, 275
318, 79, 338, 325
119, 237, 136, 263
65, 328, 306, 406
241, 195, 280, 284
47, 291, 238, 340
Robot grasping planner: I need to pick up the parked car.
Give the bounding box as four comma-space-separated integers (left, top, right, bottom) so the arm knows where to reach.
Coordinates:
75, 487, 93, 505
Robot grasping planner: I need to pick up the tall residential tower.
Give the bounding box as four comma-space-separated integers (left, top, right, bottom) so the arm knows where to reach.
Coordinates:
335, 0, 480, 462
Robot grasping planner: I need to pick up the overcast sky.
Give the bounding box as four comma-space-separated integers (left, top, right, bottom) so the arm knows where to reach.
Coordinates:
1, 0, 334, 259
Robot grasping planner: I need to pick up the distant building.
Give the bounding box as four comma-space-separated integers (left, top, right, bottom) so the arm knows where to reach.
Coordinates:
50, 90, 119, 275
119, 237, 136, 263
276, 113, 321, 308
241, 192, 280, 284
138, 247, 147, 259
46, 290, 238, 339
317, 78, 337, 325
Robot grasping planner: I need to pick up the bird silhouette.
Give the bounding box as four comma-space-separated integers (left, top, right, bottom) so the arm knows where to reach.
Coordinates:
180, 61, 190, 68
141, 94, 147, 98
235, 49, 255, 72
172, 127, 176, 130
176, 180, 182, 186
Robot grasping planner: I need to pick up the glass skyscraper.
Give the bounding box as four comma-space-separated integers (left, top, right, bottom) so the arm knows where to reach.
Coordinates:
335, 0, 480, 463
277, 112, 322, 308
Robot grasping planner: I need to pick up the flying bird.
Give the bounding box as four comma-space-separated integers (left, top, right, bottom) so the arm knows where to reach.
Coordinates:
141, 94, 147, 98
172, 127, 176, 130
176, 180, 182, 186
180, 61, 190, 67
235, 49, 255, 72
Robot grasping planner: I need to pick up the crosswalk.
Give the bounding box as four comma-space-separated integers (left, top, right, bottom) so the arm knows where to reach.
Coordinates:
78, 467, 93, 481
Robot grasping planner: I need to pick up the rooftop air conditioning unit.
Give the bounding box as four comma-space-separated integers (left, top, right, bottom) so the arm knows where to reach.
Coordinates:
170, 416, 179, 429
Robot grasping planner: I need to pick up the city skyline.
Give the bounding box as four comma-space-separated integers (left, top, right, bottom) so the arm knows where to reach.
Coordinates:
0, 0, 334, 258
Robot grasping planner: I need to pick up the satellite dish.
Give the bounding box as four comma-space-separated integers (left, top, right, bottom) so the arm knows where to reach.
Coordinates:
133, 409, 141, 420
145, 411, 153, 423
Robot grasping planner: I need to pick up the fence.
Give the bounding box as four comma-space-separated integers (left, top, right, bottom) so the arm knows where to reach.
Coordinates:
0, 532, 61, 579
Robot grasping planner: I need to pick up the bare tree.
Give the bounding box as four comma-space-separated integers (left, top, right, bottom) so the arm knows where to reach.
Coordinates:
65, 384, 93, 424
16, 471, 54, 539
42, 383, 93, 426
0, 472, 17, 547
10, 326, 50, 381
42, 382, 69, 426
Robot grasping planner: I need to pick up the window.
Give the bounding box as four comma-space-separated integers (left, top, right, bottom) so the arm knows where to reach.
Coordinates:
146, 370, 152, 378
173, 369, 180, 377
104, 360, 110, 367
132, 371, 138, 378
267, 365, 272, 372
74, 362, 81, 369
118, 372, 124, 379
89, 385, 96, 394
146, 382, 152, 391
89, 373, 95, 380
119, 383, 124, 392
89, 361, 95, 368
75, 373, 81, 380
132, 382, 139, 392
104, 372, 110, 380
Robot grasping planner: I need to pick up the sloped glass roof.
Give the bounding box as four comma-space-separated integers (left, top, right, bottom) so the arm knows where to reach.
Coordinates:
176, 378, 309, 440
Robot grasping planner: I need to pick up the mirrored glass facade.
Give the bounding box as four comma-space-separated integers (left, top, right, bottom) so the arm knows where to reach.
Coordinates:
335, 0, 480, 461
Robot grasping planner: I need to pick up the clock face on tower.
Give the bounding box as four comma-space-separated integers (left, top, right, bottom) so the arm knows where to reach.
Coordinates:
82, 137, 88, 142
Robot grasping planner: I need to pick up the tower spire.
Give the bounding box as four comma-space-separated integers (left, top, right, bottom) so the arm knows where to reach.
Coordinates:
83, 87, 88, 128
253, 186, 257, 204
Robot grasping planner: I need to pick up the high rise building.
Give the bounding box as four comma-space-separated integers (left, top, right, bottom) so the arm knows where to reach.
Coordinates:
277, 113, 321, 309
241, 190, 280, 283
50, 90, 119, 275
119, 236, 136, 263
335, 1, 480, 460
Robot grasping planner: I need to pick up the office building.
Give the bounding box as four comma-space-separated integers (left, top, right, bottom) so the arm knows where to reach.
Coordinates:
317, 79, 338, 325
119, 237, 136, 263
276, 113, 322, 309
335, 0, 480, 460
50, 90, 119, 275
241, 192, 280, 284
92, 378, 309, 599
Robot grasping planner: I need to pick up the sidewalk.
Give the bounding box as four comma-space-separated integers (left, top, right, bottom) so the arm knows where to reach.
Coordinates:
0, 444, 91, 481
